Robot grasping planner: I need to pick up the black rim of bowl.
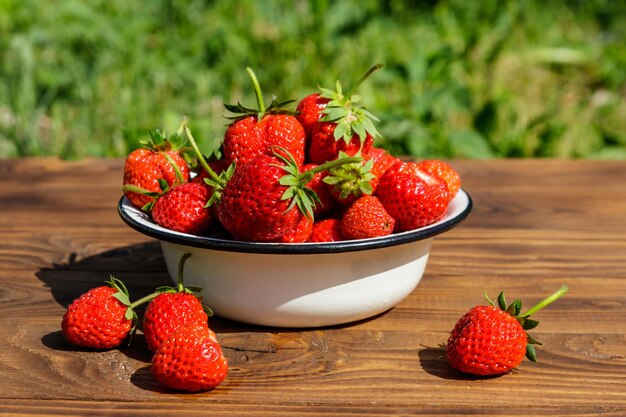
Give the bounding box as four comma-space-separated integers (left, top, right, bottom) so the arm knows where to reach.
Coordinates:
117, 190, 472, 255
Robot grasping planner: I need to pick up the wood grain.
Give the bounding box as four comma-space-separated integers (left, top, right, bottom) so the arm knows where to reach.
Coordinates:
1, 157, 625, 416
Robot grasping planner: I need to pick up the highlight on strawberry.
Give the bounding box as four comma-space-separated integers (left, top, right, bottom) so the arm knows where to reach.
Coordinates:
446, 285, 569, 376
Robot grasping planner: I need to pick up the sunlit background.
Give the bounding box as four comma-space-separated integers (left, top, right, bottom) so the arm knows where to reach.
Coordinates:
1, 0, 625, 159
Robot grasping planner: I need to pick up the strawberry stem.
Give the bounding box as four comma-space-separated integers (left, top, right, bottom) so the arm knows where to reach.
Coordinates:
161, 152, 186, 185
521, 285, 569, 317
176, 252, 192, 291
302, 156, 363, 179
121, 184, 160, 196
246, 67, 266, 117
181, 118, 225, 188
349, 63, 384, 95
129, 291, 160, 310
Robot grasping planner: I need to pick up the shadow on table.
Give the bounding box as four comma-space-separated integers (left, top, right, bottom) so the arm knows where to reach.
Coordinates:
35, 241, 170, 308
35, 241, 396, 391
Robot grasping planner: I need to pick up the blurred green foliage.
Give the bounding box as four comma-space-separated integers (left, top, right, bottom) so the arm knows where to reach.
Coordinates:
1, 0, 625, 159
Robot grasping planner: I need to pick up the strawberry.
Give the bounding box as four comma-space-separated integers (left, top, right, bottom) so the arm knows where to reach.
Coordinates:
368, 147, 402, 179
122, 127, 190, 210
142, 253, 211, 353
375, 161, 450, 232
309, 119, 374, 165
151, 182, 213, 235
417, 159, 461, 201
62, 277, 145, 349
223, 67, 305, 167
296, 93, 329, 139
308, 218, 344, 242
216, 147, 361, 242
151, 324, 228, 392
216, 152, 304, 242
340, 195, 395, 240
447, 286, 569, 376
273, 214, 314, 243
308, 64, 383, 164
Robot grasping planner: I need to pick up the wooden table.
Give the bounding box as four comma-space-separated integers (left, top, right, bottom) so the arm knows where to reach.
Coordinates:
2, 158, 626, 416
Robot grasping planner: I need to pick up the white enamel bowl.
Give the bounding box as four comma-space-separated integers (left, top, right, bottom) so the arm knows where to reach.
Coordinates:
118, 190, 472, 328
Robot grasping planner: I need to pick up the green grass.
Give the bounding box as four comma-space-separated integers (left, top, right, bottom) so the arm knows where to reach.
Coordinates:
1, 0, 626, 159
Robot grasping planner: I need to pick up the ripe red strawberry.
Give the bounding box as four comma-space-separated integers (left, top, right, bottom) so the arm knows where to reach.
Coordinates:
307, 65, 383, 164
223, 68, 305, 167
142, 253, 210, 353
376, 161, 450, 232
216, 152, 305, 242
151, 182, 213, 235
123, 128, 190, 210
340, 195, 395, 240
447, 286, 569, 376
62, 278, 138, 349
296, 93, 329, 138
368, 147, 402, 179
273, 214, 314, 243
417, 159, 461, 201
151, 324, 228, 392
308, 218, 344, 242
309, 120, 374, 164
216, 148, 361, 242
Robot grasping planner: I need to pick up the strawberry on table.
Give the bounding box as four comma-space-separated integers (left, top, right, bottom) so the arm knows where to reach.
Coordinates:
376, 161, 450, 232
340, 195, 395, 240
142, 253, 211, 353
223, 67, 306, 168
62, 277, 154, 350
122, 127, 190, 210
151, 324, 228, 392
446, 286, 569, 376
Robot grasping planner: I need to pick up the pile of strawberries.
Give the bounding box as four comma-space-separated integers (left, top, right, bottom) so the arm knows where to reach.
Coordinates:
62, 253, 228, 392
60, 66, 570, 392
121, 65, 461, 243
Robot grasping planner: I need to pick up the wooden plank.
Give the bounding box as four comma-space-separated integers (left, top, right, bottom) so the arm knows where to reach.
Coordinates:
1, 158, 626, 415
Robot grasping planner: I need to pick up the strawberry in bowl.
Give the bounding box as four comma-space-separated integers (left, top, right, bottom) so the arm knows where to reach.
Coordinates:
117, 66, 473, 327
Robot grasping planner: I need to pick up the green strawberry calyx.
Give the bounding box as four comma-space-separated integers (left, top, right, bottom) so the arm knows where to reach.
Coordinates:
323, 151, 376, 201
319, 64, 383, 146
106, 276, 159, 344
141, 125, 187, 152
271, 146, 362, 220
485, 285, 569, 362
224, 67, 297, 122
